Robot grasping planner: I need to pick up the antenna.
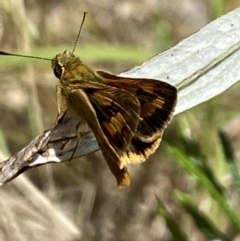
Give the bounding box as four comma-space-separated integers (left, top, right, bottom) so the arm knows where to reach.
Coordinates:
72, 11, 87, 54
0, 51, 51, 61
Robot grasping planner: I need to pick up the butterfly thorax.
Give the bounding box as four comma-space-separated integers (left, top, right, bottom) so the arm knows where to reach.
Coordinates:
51, 50, 104, 88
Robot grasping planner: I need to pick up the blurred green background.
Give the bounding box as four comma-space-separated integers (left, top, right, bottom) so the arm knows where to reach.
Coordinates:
1, 1, 240, 241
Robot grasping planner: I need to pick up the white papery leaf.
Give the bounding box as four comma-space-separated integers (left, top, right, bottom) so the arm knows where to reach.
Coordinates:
121, 7, 240, 114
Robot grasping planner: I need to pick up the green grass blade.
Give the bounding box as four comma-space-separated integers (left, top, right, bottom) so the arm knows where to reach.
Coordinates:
175, 191, 230, 241
156, 198, 189, 241
177, 135, 226, 196
168, 145, 240, 229
218, 129, 240, 197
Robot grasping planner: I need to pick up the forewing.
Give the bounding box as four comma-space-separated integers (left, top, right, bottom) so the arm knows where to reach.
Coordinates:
98, 71, 177, 143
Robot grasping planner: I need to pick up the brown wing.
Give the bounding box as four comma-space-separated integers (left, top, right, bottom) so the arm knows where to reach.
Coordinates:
67, 81, 141, 186
87, 87, 141, 152
97, 71, 177, 164
97, 71, 177, 143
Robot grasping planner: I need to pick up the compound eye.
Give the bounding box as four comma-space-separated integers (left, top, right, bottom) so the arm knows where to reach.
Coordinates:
53, 64, 63, 79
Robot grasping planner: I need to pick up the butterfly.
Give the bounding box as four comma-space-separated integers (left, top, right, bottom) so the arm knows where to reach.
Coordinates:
0, 13, 177, 186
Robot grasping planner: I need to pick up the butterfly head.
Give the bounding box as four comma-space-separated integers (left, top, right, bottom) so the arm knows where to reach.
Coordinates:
51, 50, 104, 86
51, 50, 80, 79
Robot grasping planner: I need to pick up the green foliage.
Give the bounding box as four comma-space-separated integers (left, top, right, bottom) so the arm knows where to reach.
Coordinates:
175, 192, 229, 241
157, 197, 189, 241
218, 129, 240, 197
209, 0, 227, 19
156, 128, 240, 240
